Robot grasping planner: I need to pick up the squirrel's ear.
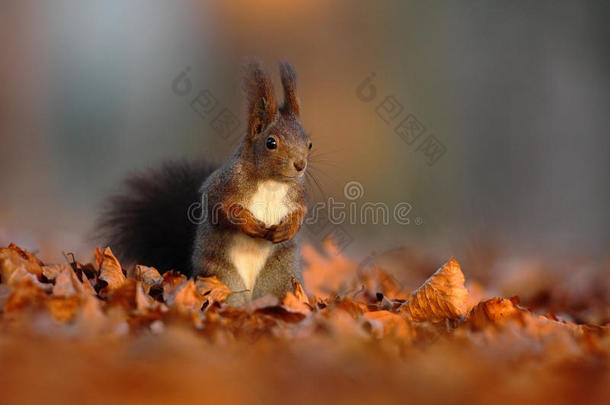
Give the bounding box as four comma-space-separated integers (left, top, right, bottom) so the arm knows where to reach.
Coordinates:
243, 61, 277, 138
279, 62, 299, 116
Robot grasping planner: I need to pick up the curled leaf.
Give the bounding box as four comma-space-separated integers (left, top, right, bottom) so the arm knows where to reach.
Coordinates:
8, 267, 51, 292
42, 264, 68, 281
291, 277, 309, 304
465, 297, 525, 330
135, 281, 158, 312
46, 296, 81, 323
52, 266, 78, 297
161, 271, 188, 306
364, 310, 413, 340
173, 280, 204, 313
282, 278, 312, 316
3, 277, 48, 317
0, 243, 43, 282
135, 265, 163, 293
195, 276, 231, 305
402, 257, 468, 322
95, 247, 125, 291
78, 273, 97, 296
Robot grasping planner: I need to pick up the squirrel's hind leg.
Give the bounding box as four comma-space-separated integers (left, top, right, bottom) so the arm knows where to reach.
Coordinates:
202, 259, 251, 306
251, 242, 302, 301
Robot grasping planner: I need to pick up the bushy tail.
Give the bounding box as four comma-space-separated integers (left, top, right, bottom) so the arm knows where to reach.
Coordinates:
95, 160, 217, 274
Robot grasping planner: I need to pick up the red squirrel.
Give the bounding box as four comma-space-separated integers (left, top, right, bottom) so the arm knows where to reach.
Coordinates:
98, 61, 311, 304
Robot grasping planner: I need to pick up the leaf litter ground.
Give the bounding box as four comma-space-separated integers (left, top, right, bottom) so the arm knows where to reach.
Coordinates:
0, 242, 608, 404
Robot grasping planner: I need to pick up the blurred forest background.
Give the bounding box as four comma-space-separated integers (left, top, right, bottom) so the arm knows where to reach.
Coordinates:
1, 0, 608, 270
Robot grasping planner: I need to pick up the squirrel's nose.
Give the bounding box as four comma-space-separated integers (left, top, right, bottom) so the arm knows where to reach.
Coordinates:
293, 160, 306, 172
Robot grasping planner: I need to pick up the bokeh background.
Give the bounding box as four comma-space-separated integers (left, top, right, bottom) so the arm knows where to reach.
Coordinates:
1, 0, 609, 271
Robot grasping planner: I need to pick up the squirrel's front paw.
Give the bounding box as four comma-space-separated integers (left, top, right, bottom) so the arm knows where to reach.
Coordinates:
240, 216, 269, 239
265, 217, 300, 243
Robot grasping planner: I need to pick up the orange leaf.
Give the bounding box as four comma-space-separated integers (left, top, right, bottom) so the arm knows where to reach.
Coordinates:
134, 265, 163, 293
401, 257, 468, 322
196, 276, 231, 305
95, 247, 126, 291
174, 279, 205, 313
0, 243, 43, 282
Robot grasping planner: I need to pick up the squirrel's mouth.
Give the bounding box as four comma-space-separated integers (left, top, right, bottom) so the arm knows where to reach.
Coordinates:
278, 173, 303, 181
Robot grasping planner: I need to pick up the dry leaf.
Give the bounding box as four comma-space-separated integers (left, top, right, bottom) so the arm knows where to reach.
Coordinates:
282, 278, 312, 316
75, 294, 106, 333
78, 272, 97, 296
52, 262, 96, 296
0, 243, 43, 282
42, 264, 69, 281
196, 276, 231, 305
0, 242, 608, 404
8, 267, 52, 292
106, 279, 138, 311
375, 292, 396, 311
373, 268, 408, 300
52, 266, 77, 297
0, 284, 11, 309
291, 277, 309, 304
252, 299, 308, 323
364, 310, 413, 340
162, 271, 188, 306
135, 281, 157, 312
401, 257, 469, 322
302, 242, 357, 296
173, 280, 205, 313
3, 277, 48, 317
134, 265, 163, 292
465, 297, 525, 330
95, 247, 126, 291
46, 296, 81, 323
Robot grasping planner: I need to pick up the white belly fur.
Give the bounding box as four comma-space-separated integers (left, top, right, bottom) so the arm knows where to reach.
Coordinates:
228, 181, 292, 291
247, 180, 291, 227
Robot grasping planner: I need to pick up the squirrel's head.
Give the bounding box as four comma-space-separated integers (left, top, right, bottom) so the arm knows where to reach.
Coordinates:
242, 61, 311, 182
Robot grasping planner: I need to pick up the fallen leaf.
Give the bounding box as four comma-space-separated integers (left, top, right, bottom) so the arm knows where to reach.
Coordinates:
46, 296, 81, 323
302, 242, 357, 297
195, 276, 231, 305
162, 271, 188, 306
135, 265, 163, 293
95, 247, 126, 291
364, 310, 413, 341
135, 281, 160, 312
465, 296, 526, 330
0, 243, 43, 282
3, 277, 48, 317
42, 264, 69, 281
78, 272, 97, 296
52, 266, 77, 297
0, 242, 608, 404
173, 280, 204, 313
282, 278, 312, 316
291, 277, 309, 304
401, 257, 469, 322
8, 267, 52, 292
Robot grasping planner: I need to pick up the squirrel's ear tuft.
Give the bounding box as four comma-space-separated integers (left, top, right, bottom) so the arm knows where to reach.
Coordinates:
243, 60, 277, 138
279, 62, 299, 116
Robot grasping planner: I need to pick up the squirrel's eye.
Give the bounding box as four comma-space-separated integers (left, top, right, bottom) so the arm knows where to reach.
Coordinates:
266, 137, 277, 150
308, 141, 313, 150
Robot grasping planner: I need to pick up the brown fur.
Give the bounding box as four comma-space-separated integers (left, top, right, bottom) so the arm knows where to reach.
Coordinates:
279, 62, 299, 116
191, 61, 310, 304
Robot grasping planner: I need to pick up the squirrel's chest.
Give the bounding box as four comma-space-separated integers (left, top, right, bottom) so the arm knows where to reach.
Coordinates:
228, 181, 293, 292
245, 180, 292, 227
